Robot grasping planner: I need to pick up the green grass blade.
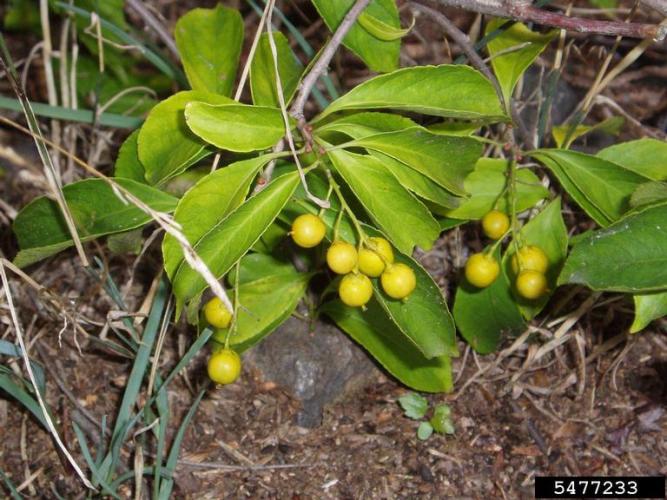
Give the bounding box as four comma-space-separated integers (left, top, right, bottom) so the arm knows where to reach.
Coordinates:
109, 467, 172, 490
97, 276, 170, 481
0, 468, 22, 500
71, 422, 122, 498
55, 2, 187, 87
111, 327, 214, 457
156, 328, 213, 394
0, 370, 49, 428
0, 340, 46, 393
0, 96, 142, 129
158, 387, 207, 499
95, 415, 108, 469
152, 376, 170, 500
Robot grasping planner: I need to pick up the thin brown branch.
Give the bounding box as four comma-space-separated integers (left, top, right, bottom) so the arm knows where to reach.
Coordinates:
432, 0, 667, 40
411, 2, 534, 148
410, 3, 506, 110
290, 0, 372, 121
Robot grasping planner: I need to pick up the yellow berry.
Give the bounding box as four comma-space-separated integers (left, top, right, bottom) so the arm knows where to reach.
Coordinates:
203, 296, 232, 329
291, 214, 326, 248
515, 270, 547, 299
511, 245, 549, 274
380, 263, 417, 299
326, 241, 358, 274
464, 252, 500, 288
339, 273, 373, 308
481, 210, 510, 240
207, 349, 242, 385
358, 237, 394, 277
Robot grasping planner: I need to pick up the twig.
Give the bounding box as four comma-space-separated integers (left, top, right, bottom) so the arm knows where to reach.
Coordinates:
125, 0, 179, 59
411, 3, 533, 147
290, 0, 372, 122
410, 3, 507, 111
431, 0, 667, 40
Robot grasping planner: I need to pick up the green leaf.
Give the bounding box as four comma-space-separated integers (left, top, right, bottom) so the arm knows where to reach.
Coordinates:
559, 203, 667, 292
13, 179, 178, 267
163, 154, 283, 279
427, 121, 480, 136
376, 151, 462, 209
212, 254, 310, 351
430, 404, 454, 435
138, 91, 233, 185
322, 299, 453, 392
327, 148, 440, 253
505, 198, 568, 319
349, 127, 483, 195
589, 0, 618, 7
357, 11, 413, 41
250, 32, 304, 107
316, 65, 506, 122
113, 130, 145, 183
315, 111, 417, 138
486, 20, 556, 106
312, 0, 400, 73
397, 392, 429, 419
372, 242, 458, 358
171, 171, 301, 304
174, 5, 243, 96
551, 116, 623, 149
4, 0, 41, 31
532, 149, 650, 226
185, 103, 287, 152
631, 292, 667, 333
0, 371, 49, 430
453, 247, 526, 354
630, 182, 667, 209
107, 229, 143, 255
597, 138, 667, 181
417, 422, 434, 440
445, 158, 548, 219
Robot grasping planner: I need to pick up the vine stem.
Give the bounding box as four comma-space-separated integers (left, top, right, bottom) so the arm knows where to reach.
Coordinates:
290, 0, 372, 122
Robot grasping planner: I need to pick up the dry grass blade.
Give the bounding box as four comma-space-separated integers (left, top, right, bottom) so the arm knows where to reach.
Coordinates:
0, 260, 97, 491
0, 115, 234, 313
265, 1, 330, 208
0, 37, 89, 267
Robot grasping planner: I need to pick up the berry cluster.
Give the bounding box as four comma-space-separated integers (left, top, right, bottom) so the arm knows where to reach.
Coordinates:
202, 296, 241, 385
464, 210, 549, 300
290, 214, 417, 308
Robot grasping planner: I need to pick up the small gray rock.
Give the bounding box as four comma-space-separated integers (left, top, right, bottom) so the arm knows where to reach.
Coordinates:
245, 316, 378, 427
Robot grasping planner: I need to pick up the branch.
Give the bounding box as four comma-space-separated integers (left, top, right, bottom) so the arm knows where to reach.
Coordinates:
431, 0, 667, 40
290, 0, 372, 121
